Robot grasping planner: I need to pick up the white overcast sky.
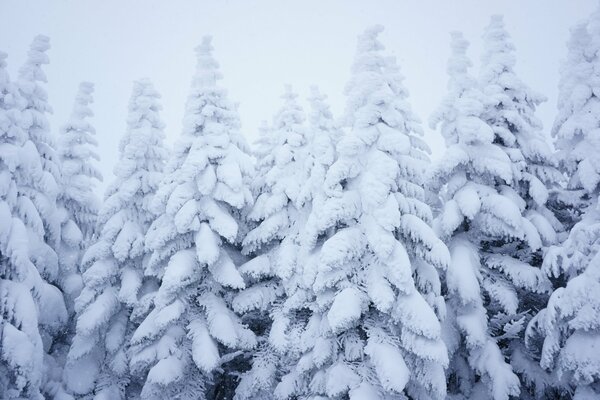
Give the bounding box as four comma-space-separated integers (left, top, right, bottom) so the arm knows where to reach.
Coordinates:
0, 0, 596, 192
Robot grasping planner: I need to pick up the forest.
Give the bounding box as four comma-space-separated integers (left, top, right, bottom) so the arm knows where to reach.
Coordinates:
1, 5, 599, 400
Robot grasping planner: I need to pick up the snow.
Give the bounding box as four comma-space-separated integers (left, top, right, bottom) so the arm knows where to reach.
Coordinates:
327, 287, 364, 332
364, 339, 410, 393
1, 9, 599, 400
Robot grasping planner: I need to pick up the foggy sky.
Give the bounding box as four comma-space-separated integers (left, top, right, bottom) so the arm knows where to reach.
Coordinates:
0, 0, 596, 193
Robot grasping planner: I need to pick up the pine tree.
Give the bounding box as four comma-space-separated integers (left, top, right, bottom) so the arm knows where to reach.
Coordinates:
65, 79, 168, 399
430, 31, 538, 400
130, 37, 255, 400
270, 26, 450, 400
529, 8, 600, 399
233, 85, 311, 400
477, 16, 563, 397
1, 40, 68, 399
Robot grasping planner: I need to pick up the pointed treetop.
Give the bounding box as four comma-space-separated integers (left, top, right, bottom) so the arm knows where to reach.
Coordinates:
446, 31, 475, 92
123, 78, 164, 140
449, 31, 470, 66
488, 14, 505, 29
76, 81, 94, 99
196, 35, 214, 54
308, 85, 327, 109
481, 15, 517, 75
308, 85, 334, 125
193, 35, 222, 88
356, 24, 385, 54
126, 78, 163, 127
114, 78, 167, 179
274, 85, 304, 130
71, 81, 94, 120
568, 22, 591, 52
19, 34, 50, 82
350, 25, 386, 77
282, 84, 298, 102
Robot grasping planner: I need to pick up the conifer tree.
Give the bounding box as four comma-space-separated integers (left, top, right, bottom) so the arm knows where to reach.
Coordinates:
431, 32, 524, 400
56, 82, 102, 313
65, 79, 168, 399
251, 120, 275, 197
233, 85, 311, 400
58, 81, 102, 244
130, 37, 255, 400
269, 26, 450, 400
529, 8, 600, 399
300, 86, 342, 215
17, 35, 61, 252
1, 40, 68, 399
477, 16, 563, 396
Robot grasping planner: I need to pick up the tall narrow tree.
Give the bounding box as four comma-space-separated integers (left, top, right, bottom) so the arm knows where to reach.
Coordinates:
56, 82, 102, 313
270, 26, 449, 400
1, 39, 68, 399
530, 8, 600, 399
233, 85, 310, 400
17, 35, 61, 252
430, 32, 529, 400
477, 16, 563, 397
130, 37, 255, 400
58, 81, 102, 244
65, 79, 168, 399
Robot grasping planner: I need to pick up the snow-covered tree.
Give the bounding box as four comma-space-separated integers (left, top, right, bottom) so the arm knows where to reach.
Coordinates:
65, 79, 168, 399
431, 25, 566, 398
476, 16, 564, 397
549, 18, 598, 230
58, 81, 102, 244
1, 40, 69, 399
299, 86, 342, 215
56, 82, 102, 314
129, 37, 255, 400
251, 120, 275, 198
233, 85, 311, 400
17, 35, 61, 252
266, 26, 450, 400
528, 8, 600, 399
242, 85, 309, 259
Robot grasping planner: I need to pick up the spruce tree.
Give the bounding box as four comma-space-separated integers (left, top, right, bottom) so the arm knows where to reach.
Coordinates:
65, 79, 168, 399
530, 8, 600, 399
130, 37, 255, 400
58, 81, 102, 245
56, 82, 102, 314
430, 31, 531, 400
17, 35, 61, 252
234, 85, 311, 400
271, 26, 450, 400
1, 39, 68, 399
477, 16, 563, 397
